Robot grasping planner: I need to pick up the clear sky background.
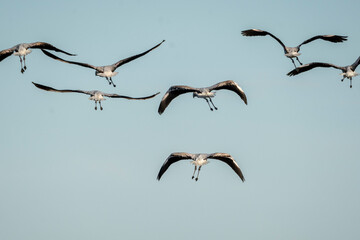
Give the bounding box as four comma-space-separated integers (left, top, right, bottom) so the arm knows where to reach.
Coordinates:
0, 0, 359, 239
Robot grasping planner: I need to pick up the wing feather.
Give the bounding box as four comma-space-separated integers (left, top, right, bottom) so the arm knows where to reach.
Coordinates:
103, 92, 160, 100
41, 50, 97, 70
113, 40, 165, 69
350, 56, 360, 71
241, 29, 286, 51
287, 62, 345, 76
0, 46, 16, 62
32, 82, 92, 95
29, 42, 75, 56
158, 85, 199, 114
208, 80, 247, 105
157, 152, 195, 180
208, 153, 245, 182
298, 35, 347, 47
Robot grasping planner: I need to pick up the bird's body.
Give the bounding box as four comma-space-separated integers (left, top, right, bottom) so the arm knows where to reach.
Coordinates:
32, 82, 160, 110
88, 91, 106, 102
193, 88, 216, 99
12, 44, 33, 57
157, 152, 245, 182
241, 29, 347, 68
95, 66, 119, 79
41, 40, 165, 87
190, 154, 210, 167
287, 56, 360, 88
342, 67, 358, 79
284, 47, 301, 58
158, 80, 247, 114
0, 42, 75, 73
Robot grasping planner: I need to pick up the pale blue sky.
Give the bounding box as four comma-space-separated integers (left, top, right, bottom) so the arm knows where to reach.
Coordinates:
1, 0, 360, 239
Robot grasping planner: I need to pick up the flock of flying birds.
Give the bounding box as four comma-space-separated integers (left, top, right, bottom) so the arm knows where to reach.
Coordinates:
1, 28, 358, 182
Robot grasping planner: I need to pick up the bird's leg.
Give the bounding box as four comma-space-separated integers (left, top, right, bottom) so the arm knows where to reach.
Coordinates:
110, 77, 116, 87
105, 77, 111, 85
209, 98, 218, 110
23, 56, 27, 70
195, 166, 201, 181
296, 57, 302, 65
290, 58, 297, 68
95, 101, 98, 110
350, 77, 353, 88
341, 76, 345, 82
99, 101, 103, 110
192, 166, 197, 179
205, 98, 213, 111
19, 56, 24, 73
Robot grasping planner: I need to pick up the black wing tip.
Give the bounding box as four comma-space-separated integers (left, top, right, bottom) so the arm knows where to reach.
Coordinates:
158, 105, 165, 115
241, 29, 253, 36
32, 81, 42, 87
32, 82, 52, 91
332, 35, 348, 42
287, 69, 298, 76
148, 92, 161, 99
241, 29, 265, 36
41, 49, 54, 56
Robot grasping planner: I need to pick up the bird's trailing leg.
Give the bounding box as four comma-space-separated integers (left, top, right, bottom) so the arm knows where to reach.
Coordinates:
99, 101, 103, 110
23, 56, 27, 70
296, 57, 302, 65
341, 76, 345, 82
209, 98, 218, 110
110, 77, 116, 87
195, 166, 201, 181
105, 77, 111, 85
192, 166, 197, 179
19, 56, 24, 73
95, 101, 98, 110
205, 98, 213, 111
350, 77, 353, 88
290, 58, 297, 68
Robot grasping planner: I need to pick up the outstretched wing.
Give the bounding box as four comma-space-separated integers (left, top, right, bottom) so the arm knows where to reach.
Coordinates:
208, 80, 247, 105
41, 50, 97, 70
287, 62, 345, 76
158, 85, 200, 115
157, 152, 195, 180
29, 42, 76, 56
298, 35, 347, 47
0, 46, 16, 62
32, 82, 93, 95
102, 92, 160, 100
208, 153, 245, 182
241, 29, 286, 51
113, 40, 165, 69
350, 56, 360, 71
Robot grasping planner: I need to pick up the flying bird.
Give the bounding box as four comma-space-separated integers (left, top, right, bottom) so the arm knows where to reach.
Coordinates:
32, 82, 160, 110
287, 56, 360, 88
0, 42, 75, 73
241, 29, 347, 68
158, 80, 247, 114
157, 152, 245, 182
41, 40, 165, 87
